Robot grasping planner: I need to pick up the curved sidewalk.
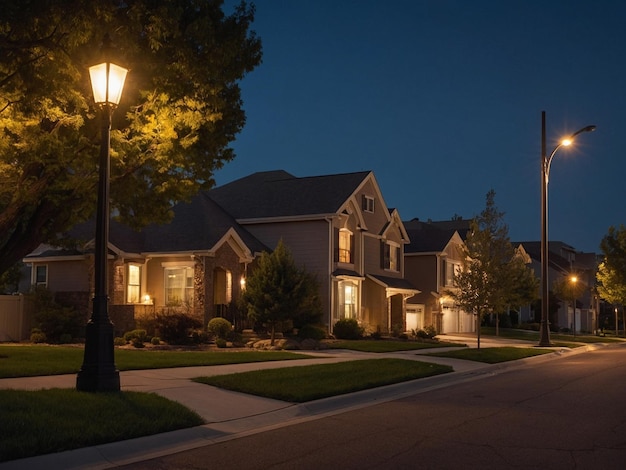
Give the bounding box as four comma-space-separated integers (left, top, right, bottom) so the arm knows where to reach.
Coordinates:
0, 336, 592, 469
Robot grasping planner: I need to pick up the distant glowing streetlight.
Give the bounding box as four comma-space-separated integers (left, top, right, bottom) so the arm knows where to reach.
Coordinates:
77, 34, 128, 392
538, 111, 595, 347
570, 276, 578, 336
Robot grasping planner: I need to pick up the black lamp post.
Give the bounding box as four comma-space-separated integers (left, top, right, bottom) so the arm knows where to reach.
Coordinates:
76, 35, 128, 392
538, 111, 595, 347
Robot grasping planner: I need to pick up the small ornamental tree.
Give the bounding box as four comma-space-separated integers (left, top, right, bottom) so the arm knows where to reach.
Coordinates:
449, 190, 537, 348
242, 240, 323, 345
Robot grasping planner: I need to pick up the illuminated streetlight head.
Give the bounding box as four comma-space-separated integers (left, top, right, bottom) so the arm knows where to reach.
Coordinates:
561, 138, 573, 147
570, 275, 578, 283
89, 34, 128, 107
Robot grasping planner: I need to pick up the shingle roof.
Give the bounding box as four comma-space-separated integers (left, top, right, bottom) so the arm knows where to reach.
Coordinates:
66, 192, 268, 255
403, 219, 459, 253
209, 170, 372, 219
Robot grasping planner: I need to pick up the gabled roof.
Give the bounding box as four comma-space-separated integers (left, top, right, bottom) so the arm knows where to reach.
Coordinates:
36, 192, 268, 260
403, 219, 460, 253
209, 170, 373, 220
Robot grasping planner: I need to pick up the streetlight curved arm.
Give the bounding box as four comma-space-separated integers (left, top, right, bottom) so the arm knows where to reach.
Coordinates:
545, 124, 596, 183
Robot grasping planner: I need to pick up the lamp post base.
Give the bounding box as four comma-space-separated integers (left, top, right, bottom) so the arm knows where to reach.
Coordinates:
76, 319, 120, 392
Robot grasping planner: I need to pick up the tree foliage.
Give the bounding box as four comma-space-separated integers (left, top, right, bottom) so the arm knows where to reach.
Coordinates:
449, 190, 537, 346
597, 225, 626, 306
242, 240, 323, 345
0, 0, 262, 274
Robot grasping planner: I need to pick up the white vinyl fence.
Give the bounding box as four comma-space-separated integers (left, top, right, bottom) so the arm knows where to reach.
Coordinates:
0, 295, 35, 341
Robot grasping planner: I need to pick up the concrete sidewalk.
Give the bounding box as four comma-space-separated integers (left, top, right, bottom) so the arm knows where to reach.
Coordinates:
0, 335, 586, 469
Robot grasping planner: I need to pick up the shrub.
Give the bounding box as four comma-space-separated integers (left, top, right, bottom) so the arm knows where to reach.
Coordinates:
28, 287, 84, 343
423, 325, 437, 339
132, 338, 145, 348
124, 329, 148, 344
207, 317, 232, 340
297, 324, 327, 341
154, 311, 202, 344
30, 328, 47, 344
114, 337, 127, 346
59, 333, 72, 344
215, 338, 228, 348
332, 318, 363, 340
151, 337, 161, 345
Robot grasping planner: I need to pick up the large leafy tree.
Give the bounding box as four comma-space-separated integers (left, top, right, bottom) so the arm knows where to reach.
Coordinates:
0, 0, 262, 275
242, 240, 323, 345
449, 190, 537, 347
597, 225, 626, 316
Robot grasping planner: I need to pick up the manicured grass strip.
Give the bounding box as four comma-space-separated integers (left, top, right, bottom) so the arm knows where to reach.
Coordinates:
481, 327, 625, 344
0, 345, 309, 378
328, 340, 465, 353
425, 347, 554, 364
0, 389, 204, 462
194, 358, 452, 402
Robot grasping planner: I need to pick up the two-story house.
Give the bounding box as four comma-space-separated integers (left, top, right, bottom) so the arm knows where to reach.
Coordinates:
209, 170, 419, 334
24, 170, 418, 335
402, 219, 473, 333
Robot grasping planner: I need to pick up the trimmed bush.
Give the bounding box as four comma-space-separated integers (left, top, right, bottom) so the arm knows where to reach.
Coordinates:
215, 338, 228, 348
30, 328, 47, 344
151, 337, 161, 345
332, 318, 363, 340
154, 312, 202, 344
297, 324, 327, 341
124, 329, 148, 344
114, 337, 127, 346
207, 317, 232, 340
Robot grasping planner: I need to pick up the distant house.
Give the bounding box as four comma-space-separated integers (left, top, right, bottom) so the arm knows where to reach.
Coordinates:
403, 219, 474, 334
517, 241, 599, 333
24, 170, 419, 335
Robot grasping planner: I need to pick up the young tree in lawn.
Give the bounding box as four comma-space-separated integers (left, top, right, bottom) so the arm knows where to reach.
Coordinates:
242, 240, 323, 345
0, 0, 262, 275
597, 226, 626, 335
449, 190, 537, 348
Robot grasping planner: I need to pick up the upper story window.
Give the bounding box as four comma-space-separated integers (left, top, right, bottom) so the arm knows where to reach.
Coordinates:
382, 241, 400, 272
338, 229, 353, 263
127, 264, 141, 304
362, 195, 375, 213
444, 260, 461, 287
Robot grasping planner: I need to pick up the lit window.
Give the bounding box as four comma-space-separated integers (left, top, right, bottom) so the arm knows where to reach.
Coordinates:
165, 266, 194, 305
127, 265, 141, 304
338, 229, 353, 263
445, 261, 460, 287
338, 281, 358, 319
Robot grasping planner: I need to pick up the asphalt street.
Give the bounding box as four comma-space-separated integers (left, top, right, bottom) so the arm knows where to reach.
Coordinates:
117, 344, 626, 470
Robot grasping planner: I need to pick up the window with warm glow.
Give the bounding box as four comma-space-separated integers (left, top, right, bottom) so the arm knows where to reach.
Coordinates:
127, 264, 141, 304
165, 267, 194, 305
338, 280, 358, 319
338, 229, 353, 263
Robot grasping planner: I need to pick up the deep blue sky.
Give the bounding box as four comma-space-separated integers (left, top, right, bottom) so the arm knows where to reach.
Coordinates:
218, 0, 626, 253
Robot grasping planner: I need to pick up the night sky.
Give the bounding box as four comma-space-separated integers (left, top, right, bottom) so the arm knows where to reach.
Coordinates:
217, 0, 626, 253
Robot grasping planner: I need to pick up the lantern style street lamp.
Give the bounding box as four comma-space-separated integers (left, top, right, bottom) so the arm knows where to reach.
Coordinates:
538, 111, 595, 347
77, 35, 128, 392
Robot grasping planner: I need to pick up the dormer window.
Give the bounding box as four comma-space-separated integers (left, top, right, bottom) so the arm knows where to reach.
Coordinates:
382, 241, 400, 272
362, 195, 375, 213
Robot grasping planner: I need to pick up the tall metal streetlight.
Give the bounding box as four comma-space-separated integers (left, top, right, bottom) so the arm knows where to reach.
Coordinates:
77, 35, 128, 392
538, 111, 595, 347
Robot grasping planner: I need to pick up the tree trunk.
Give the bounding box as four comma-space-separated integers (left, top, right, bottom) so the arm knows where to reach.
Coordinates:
270, 323, 276, 346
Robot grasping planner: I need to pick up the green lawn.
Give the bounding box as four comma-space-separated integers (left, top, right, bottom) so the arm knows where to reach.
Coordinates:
481, 327, 625, 344
425, 346, 555, 363
194, 358, 453, 402
0, 345, 310, 378
0, 389, 204, 463
326, 340, 465, 353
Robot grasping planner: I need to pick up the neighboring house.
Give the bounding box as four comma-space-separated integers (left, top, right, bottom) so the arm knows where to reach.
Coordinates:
24, 192, 268, 334
402, 219, 474, 334
209, 170, 419, 334
24, 170, 419, 335
518, 241, 599, 333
